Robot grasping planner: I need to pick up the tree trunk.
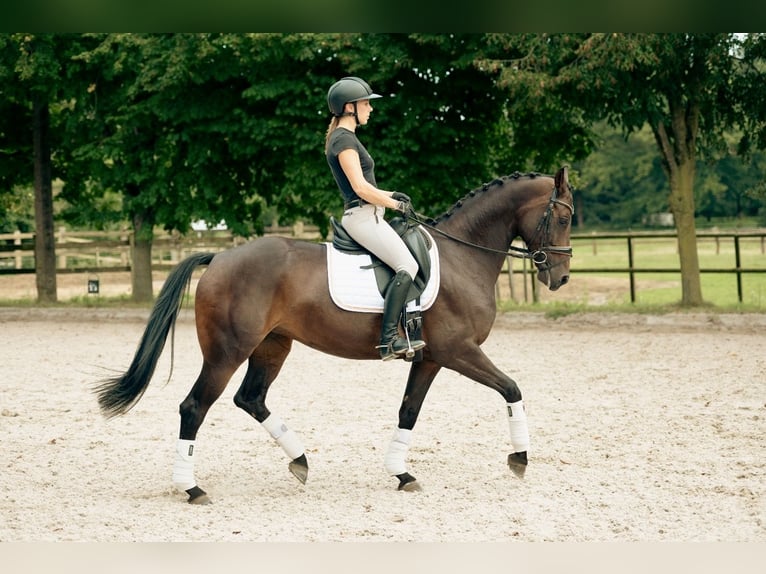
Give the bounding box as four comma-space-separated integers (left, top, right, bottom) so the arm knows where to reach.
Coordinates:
574, 193, 584, 229
652, 102, 704, 307
131, 209, 155, 302
33, 95, 57, 303
667, 160, 704, 306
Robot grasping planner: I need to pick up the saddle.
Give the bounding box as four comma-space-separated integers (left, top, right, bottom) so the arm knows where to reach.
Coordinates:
329, 216, 433, 362
330, 216, 432, 301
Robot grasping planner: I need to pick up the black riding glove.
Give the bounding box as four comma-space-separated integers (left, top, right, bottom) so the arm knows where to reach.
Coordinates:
391, 191, 412, 203
395, 200, 413, 217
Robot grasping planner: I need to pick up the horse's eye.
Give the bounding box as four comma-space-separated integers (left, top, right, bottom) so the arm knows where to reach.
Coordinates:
558, 217, 570, 226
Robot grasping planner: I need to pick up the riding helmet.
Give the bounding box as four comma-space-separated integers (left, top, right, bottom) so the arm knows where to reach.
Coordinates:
327, 77, 382, 117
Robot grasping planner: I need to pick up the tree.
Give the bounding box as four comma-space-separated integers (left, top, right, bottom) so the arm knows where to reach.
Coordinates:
61, 34, 262, 300
711, 150, 766, 221
0, 34, 84, 302
578, 123, 669, 228
59, 33, 516, 301
484, 33, 766, 306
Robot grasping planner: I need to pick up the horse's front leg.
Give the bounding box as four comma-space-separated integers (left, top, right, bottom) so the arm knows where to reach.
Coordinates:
385, 360, 441, 491
439, 345, 529, 478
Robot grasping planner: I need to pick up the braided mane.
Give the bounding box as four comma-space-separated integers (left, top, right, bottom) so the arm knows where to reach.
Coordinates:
426, 171, 547, 225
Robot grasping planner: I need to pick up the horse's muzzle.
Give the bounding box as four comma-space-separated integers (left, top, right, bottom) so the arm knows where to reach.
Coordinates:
537, 268, 569, 291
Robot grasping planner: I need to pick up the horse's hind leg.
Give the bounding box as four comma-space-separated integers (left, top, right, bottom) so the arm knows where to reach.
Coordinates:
232, 333, 308, 485
173, 361, 240, 504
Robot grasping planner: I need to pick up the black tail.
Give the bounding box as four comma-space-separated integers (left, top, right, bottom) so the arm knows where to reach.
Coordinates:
95, 252, 216, 418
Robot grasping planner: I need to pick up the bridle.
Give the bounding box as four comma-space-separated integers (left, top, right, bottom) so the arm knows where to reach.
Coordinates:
409, 183, 574, 270
524, 183, 575, 270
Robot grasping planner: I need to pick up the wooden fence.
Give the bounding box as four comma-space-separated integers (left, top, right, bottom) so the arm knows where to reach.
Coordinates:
502, 230, 766, 304
0, 224, 321, 274
2, 226, 765, 304
568, 230, 766, 304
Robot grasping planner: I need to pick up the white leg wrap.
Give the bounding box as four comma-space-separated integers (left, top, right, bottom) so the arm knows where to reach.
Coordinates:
507, 400, 530, 452
261, 414, 304, 460
172, 439, 197, 491
384, 428, 412, 476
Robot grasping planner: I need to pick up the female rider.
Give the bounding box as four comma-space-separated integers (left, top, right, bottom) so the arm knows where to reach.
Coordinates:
325, 76, 426, 360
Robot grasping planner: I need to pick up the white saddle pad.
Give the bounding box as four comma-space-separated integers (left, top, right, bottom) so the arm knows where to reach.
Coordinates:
326, 229, 440, 313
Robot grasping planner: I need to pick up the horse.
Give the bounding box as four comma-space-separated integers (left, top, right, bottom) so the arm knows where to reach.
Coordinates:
95, 166, 574, 504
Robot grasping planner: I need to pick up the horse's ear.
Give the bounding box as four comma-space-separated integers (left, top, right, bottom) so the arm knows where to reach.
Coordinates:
555, 165, 569, 190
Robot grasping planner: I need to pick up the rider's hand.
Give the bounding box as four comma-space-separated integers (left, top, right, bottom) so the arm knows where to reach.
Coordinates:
391, 191, 411, 203
396, 200, 413, 217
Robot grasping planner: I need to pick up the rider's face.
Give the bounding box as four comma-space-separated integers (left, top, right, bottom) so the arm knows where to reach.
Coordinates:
350, 99, 373, 124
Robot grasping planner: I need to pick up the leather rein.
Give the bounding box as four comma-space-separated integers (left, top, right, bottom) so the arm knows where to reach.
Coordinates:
408, 183, 574, 267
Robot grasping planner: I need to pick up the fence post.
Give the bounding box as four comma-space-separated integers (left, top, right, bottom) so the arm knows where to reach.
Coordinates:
120, 230, 129, 266
522, 255, 529, 303
57, 226, 67, 269
735, 234, 742, 303
627, 235, 636, 303
507, 256, 516, 302
13, 229, 22, 269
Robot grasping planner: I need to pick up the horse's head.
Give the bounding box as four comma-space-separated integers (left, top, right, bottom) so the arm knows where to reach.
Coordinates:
519, 166, 574, 291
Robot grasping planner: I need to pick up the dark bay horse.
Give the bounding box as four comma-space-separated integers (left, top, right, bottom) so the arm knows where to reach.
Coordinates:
96, 167, 574, 504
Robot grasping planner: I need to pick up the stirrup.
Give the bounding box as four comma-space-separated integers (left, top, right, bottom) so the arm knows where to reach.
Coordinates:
377, 343, 398, 361
377, 337, 425, 361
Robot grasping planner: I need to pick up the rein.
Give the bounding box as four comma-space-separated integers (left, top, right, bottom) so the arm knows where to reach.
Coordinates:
408, 183, 574, 265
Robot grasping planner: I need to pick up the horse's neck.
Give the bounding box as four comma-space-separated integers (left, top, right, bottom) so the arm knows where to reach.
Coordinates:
437, 182, 525, 255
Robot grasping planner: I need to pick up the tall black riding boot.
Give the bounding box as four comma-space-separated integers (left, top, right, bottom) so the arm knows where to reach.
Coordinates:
379, 270, 426, 361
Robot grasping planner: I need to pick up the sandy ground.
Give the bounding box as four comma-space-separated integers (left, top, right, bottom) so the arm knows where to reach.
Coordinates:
1, 302, 764, 543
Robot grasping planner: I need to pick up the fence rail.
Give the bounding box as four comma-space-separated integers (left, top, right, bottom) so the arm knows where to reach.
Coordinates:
2, 227, 765, 304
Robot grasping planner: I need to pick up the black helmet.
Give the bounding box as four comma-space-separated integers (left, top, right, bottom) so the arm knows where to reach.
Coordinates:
327, 76, 382, 117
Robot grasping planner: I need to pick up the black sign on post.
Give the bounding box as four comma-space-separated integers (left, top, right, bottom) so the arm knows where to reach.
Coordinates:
87, 277, 100, 294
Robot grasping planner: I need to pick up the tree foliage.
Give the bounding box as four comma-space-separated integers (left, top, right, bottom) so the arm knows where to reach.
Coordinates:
484, 33, 766, 305
58, 33, 515, 238
0, 33, 90, 301
1, 33, 765, 306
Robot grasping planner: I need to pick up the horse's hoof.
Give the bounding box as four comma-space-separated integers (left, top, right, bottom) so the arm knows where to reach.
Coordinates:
396, 472, 421, 491
289, 454, 308, 485
186, 486, 212, 504
508, 451, 528, 479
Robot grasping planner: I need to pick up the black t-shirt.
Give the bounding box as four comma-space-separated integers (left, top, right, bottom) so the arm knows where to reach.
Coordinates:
326, 127, 377, 203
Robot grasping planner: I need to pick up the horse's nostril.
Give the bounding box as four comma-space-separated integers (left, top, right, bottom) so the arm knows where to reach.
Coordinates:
560, 275, 569, 286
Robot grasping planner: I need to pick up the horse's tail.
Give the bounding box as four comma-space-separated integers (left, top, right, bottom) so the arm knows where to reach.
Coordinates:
95, 252, 216, 418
